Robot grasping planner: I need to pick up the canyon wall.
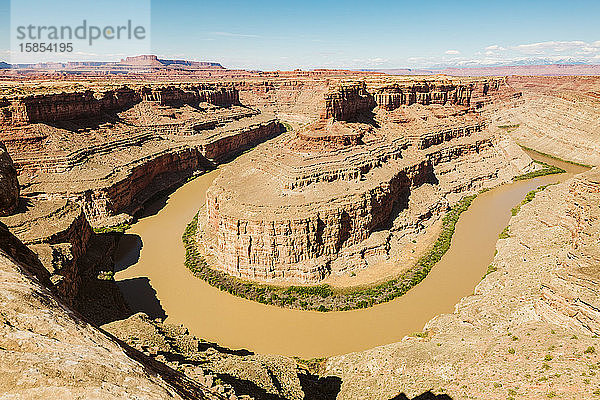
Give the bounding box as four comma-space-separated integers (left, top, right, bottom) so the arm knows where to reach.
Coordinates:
0, 82, 282, 228
373, 81, 474, 110
497, 76, 600, 166
201, 119, 284, 162
0, 84, 240, 125
325, 168, 600, 400
202, 135, 525, 283
237, 79, 329, 124
79, 147, 209, 225
200, 78, 531, 283
205, 160, 434, 281
0, 142, 19, 215
5, 88, 139, 124
140, 84, 239, 107
372, 79, 509, 111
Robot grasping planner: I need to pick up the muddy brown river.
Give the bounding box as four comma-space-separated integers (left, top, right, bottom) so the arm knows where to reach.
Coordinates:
115, 153, 587, 358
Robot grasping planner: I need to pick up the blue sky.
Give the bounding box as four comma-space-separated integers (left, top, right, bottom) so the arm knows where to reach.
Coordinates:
2, 0, 600, 69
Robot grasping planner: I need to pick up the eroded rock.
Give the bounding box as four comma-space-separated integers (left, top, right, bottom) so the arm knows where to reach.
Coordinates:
0, 142, 19, 216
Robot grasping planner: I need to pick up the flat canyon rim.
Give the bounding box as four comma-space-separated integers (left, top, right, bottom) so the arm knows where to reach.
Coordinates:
114, 154, 588, 358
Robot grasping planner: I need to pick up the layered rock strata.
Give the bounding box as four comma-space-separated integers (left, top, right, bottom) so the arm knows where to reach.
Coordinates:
200, 78, 534, 283
322, 81, 376, 120
0, 225, 232, 399
0, 142, 19, 215
325, 168, 600, 400
1, 85, 283, 227
495, 76, 600, 166
0, 83, 285, 307
0, 84, 239, 125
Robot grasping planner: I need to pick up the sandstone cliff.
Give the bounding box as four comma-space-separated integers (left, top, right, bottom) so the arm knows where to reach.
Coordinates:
1, 84, 282, 228
323, 82, 376, 121
0, 142, 19, 216
0, 85, 240, 125
200, 78, 533, 283
325, 170, 600, 399
0, 230, 234, 399
496, 76, 600, 167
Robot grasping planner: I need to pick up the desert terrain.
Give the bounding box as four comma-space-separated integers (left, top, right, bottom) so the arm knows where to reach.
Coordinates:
0, 58, 599, 399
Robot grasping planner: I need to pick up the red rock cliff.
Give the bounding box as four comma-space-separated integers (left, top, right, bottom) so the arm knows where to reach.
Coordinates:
322, 82, 376, 121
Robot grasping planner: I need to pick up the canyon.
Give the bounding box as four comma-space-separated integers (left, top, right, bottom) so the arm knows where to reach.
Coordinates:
200, 77, 531, 284
0, 69, 599, 399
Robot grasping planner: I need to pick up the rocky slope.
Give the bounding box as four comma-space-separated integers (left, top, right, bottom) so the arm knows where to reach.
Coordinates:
325, 169, 600, 399
0, 83, 286, 307
0, 216, 233, 399
494, 76, 600, 167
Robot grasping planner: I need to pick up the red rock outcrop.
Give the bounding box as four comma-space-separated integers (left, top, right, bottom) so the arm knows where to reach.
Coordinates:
322, 82, 376, 121
0, 84, 240, 126
373, 79, 509, 111
140, 84, 239, 107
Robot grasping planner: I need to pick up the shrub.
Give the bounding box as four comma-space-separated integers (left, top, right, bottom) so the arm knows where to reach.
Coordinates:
97, 270, 114, 281
499, 226, 510, 239
513, 161, 565, 181
93, 222, 131, 234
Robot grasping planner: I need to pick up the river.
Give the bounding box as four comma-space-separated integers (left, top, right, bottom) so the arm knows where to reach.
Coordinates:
114, 152, 587, 358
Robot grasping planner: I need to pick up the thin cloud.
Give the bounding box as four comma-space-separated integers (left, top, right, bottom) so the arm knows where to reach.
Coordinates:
445, 50, 460, 55
485, 45, 506, 51
210, 31, 260, 38
512, 40, 598, 55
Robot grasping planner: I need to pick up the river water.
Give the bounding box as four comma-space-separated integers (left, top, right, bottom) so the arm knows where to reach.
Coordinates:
114, 152, 587, 358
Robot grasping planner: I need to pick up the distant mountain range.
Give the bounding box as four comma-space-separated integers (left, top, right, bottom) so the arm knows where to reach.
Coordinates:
0, 55, 224, 72
365, 64, 600, 76
2, 55, 600, 76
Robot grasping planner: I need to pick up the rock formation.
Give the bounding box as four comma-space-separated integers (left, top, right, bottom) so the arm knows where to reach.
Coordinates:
0, 82, 284, 306
199, 77, 535, 283
323, 82, 376, 120
495, 76, 600, 166
1, 71, 599, 399
325, 168, 600, 400
0, 142, 19, 215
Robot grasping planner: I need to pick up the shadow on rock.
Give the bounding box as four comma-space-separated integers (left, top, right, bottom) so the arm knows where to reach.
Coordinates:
135, 193, 169, 219
390, 391, 453, 400
116, 277, 167, 320
114, 233, 142, 272
197, 340, 254, 356
299, 372, 342, 400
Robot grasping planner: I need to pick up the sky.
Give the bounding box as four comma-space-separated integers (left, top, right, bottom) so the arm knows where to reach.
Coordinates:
1, 0, 600, 70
